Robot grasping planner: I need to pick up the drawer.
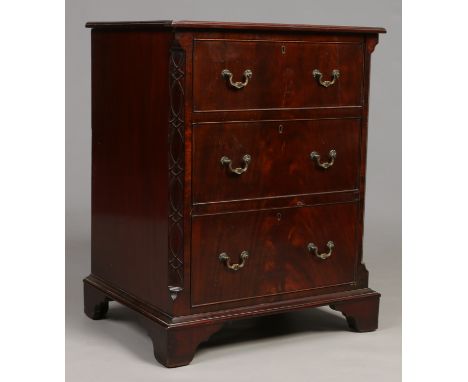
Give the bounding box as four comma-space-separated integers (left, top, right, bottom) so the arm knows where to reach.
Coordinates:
191, 203, 358, 306
193, 40, 363, 111
192, 119, 361, 203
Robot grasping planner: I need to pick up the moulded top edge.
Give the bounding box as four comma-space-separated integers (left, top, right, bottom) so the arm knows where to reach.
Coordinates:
85, 20, 386, 34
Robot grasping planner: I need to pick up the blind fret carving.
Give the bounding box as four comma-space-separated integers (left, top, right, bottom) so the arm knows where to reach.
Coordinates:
168, 43, 185, 301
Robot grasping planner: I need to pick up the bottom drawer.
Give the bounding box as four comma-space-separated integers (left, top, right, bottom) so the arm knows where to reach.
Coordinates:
191, 202, 359, 307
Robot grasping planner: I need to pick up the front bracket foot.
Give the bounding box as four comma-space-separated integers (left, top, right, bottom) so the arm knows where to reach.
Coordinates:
330, 293, 380, 332
143, 319, 223, 368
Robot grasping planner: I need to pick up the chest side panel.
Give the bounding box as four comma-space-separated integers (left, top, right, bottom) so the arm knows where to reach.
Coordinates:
91, 29, 173, 312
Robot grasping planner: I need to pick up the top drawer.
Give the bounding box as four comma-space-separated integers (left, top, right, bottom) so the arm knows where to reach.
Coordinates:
193, 39, 364, 111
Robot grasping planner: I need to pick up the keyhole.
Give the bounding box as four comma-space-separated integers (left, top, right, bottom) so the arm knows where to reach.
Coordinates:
278, 124, 284, 134
281, 45, 286, 54
277, 212, 282, 221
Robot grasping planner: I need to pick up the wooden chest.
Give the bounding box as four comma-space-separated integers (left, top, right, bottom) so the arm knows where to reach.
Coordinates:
83, 20, 386, 367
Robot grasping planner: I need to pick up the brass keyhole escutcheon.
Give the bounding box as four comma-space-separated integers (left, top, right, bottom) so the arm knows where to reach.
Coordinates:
277, 212, 282, 221
278, 124, 284, 134
281, 45, 286, 54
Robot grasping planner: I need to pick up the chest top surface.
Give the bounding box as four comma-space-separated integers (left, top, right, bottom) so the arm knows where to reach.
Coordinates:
85, 19, 386, 34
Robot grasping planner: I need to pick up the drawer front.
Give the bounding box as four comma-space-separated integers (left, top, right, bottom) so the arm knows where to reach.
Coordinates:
193, 40, 363, 111
191, 203, 358, 306
192, 119, 360, 203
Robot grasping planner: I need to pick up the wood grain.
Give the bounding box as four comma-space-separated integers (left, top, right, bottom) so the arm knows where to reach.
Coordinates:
86, 20, 386, 34
191, 202, 359, 306
193, 40, 364, 111
85, 22, 384, 367
192, 118, 361, 203
90, 29, 174, 313
84, 276, 380, 366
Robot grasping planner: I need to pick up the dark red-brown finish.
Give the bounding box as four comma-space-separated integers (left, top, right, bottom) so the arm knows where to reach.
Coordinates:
192, 118, 360, 203
90, 29, 174, 314
84, 20, 385, 368
83, 280, 111, 320
144, 318, 224, 368
193, 40, 363, 111
191, 203, 358, 306
86, 20, 386, 34
192, 189, 359, 216
330, 294, 380, 332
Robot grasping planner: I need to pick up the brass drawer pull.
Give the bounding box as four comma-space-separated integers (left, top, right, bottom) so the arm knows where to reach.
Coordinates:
310, 149, 336, 169
220, 154, 251, 175
221, 69, 253, 89
313, 69, 340, 88
307, 241, 335, 260
219, 251, 249, 271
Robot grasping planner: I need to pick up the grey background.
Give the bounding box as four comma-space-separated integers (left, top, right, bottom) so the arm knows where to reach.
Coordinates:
66, 0, 401, 380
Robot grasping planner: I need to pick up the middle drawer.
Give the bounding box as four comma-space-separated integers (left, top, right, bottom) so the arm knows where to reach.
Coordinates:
192, 119, 361, 204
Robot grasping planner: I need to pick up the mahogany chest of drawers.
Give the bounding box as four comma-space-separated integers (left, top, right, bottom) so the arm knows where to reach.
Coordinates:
83, 20, 386, 367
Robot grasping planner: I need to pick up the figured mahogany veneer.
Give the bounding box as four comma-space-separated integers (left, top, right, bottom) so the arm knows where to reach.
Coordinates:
191, 202, 359, 307
84, 20, 385, 368
193, 39, 364, 111
193, 118, 361, 203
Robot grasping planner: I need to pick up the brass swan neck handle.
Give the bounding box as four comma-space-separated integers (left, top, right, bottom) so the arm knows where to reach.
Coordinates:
220, 154, 251, 175
307, 241, 335, 260
313, 69, 340, 88
221, 69, 253, 89
219, 251, 249, 271
310, 150, 336, 169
